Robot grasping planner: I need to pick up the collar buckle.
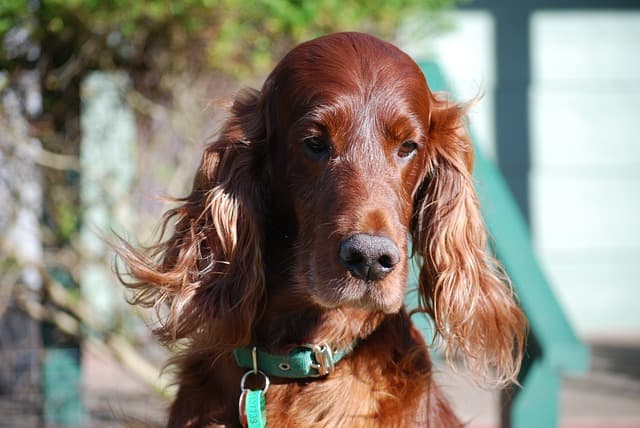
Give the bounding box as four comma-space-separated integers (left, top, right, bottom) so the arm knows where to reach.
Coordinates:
304, 344, 335, 377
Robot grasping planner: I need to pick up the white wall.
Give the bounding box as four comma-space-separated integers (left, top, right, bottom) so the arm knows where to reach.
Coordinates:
530, 11, 640, 338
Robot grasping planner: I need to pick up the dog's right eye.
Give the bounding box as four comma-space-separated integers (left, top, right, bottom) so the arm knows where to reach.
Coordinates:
303, 136, 330, 160
397, 140, 418, 160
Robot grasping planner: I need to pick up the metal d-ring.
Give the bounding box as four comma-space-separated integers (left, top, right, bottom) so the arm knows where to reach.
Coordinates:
240, 369, 270, 393
303, 343, 335, 377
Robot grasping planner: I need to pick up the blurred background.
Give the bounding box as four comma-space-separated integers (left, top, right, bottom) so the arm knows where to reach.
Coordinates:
0, 0, 638, 427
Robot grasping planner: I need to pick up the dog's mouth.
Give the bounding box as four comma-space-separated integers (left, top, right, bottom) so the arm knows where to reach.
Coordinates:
307, 267, 407, 314
347, 282, 406, 313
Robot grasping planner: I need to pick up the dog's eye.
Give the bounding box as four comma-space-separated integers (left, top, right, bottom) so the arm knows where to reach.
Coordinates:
397, 140, 418, 159
303, 136, 330, 160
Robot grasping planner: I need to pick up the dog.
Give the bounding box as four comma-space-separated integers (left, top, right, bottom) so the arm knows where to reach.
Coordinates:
118, 32, 526, 427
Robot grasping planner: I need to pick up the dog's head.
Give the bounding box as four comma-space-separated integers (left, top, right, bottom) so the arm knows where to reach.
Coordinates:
260, 33, 436, 314
119, 32, 525, 385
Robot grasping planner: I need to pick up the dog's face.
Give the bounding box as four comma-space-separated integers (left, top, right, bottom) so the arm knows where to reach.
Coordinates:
263, 34, 434, 313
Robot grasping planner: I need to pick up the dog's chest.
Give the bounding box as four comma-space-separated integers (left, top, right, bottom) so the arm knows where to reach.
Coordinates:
266, 377, 381, 427
263, 361, 426, 427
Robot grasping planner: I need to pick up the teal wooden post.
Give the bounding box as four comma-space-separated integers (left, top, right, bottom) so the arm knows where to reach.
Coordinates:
415, 61, 589, 427
507, 359, 560, 428
43, 269, 85, 426
43, 348, 84, 426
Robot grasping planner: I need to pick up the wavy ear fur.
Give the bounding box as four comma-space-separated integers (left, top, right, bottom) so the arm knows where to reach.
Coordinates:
117, 89, 266, 348
412, 97, 526, 386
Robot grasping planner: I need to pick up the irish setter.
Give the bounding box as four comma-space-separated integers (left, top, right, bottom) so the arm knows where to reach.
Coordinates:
119, 32, 526, 427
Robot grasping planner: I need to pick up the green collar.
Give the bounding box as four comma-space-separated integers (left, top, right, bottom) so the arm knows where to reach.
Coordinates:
233, 343, 354, 379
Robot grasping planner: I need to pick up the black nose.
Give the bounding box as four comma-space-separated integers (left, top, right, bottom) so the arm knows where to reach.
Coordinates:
339, 234, 401, 281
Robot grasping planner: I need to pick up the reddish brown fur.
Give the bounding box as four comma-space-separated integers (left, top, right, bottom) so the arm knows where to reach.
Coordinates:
118, 32, 526, 427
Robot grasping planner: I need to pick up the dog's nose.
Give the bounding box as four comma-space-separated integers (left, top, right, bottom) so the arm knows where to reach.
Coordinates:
339, 234, 400, 281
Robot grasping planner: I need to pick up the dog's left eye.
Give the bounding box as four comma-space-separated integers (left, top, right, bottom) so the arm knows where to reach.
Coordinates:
397, 140, 418, 159
303, 136, 330, 160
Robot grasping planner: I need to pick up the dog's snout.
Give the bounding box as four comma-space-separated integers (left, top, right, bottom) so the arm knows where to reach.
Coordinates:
339, 234, 400, 281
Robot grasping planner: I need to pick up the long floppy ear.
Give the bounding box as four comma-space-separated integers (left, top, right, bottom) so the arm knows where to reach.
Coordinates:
117, 89, 266, 348
412, 97, 526, 386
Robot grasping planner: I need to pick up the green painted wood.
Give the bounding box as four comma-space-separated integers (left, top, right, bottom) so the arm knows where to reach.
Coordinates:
43, 348, 85, 425
415, 60, 589, 427
43, 270, 85, 425
503, 356, 560, 428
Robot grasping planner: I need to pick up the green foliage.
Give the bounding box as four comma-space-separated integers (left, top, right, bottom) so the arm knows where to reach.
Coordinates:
53, 197, 81, 244
1, 0, 458, 78
208, 0, 457, 76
